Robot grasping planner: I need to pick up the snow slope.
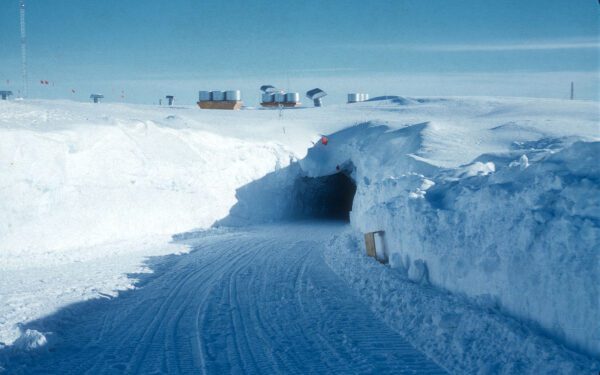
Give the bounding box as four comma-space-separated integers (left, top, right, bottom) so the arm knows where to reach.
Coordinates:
1, 96, 598, 369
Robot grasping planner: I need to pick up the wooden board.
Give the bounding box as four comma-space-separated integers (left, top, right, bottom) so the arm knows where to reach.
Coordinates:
197, 100, 243, 110
365, 231, 387, 263
364, 232, 377, 258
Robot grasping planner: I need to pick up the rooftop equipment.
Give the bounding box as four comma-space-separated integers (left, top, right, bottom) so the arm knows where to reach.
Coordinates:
274, 92, 286, 103
165, 95, 174, 106
261, 93, 274, 103
285, 92, 300, 103
90, 93, 104, 103
259, 84, 301, 107
260, 85, 278, 94
199, 91, 211, 101
211, 90, 225, 101
348, 93, 369, 103
259, 86, 301, 108
197, 89, 243, 110
225, 90, 241, 101
306, 88, 327, 107
0, 90, 13, 100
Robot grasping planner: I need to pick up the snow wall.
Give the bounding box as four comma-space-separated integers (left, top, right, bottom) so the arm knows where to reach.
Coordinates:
220, 122, 600, 358
0, 117, 292, 260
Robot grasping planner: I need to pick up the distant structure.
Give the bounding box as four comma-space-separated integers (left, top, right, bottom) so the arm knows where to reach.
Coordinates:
19, 0, 27, 98
0, 90, 13, 100
570, 82, 574, 100
347, 93, 369, 103
166, 95, 174, 106
306, 88, 327, 107
90, 94, 104, 103
197, 90, 242, 110
260, 85, 277, 94
259, 85, 301, 108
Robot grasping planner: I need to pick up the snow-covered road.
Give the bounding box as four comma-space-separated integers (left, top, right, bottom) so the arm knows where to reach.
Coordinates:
3, 222, 445, 374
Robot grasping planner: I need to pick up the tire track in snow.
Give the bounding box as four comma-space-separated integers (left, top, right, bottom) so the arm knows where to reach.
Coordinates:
2, 223, 445, 374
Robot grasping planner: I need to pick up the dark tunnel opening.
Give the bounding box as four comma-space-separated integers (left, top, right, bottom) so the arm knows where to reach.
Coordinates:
291, 172, 357, 221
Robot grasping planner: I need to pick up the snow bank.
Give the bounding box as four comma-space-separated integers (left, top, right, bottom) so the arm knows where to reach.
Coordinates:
349, 138, 599, 357
324, 230, 600, 373
298, 126, 598, 358
221, 97, 600, 358
313, 132, 599, 358
0, 101, 292, 261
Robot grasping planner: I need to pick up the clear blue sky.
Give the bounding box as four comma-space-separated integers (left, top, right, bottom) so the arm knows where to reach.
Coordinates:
0, 0, 598, 104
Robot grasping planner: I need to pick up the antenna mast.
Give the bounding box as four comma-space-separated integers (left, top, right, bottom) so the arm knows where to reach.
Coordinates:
570, 81, 574, 100
19, 0, 27, 98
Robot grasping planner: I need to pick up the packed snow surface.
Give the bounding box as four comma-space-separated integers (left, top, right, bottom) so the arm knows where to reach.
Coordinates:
0, 96, 598, 372
1, 223, 446, 374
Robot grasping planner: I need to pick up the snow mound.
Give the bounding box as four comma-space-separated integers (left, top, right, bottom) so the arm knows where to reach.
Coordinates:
12, 329, 47, 351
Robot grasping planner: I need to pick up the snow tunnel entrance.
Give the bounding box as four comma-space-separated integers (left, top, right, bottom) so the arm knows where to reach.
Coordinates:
292, 171, 357, 221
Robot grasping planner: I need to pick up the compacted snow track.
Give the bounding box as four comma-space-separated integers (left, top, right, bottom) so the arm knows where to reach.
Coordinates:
4, 222, 445, 374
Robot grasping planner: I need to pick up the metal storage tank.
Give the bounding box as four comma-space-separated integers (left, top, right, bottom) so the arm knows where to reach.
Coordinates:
225, 90, 241, 101
285, 92, 300, 103
262, 93, 274, 103
274, 92, 286, 103
211, 90, 225, 101
348, 93, 359, 103
199, 91, 211, 101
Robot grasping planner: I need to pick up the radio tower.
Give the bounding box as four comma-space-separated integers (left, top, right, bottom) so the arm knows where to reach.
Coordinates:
570, 81, 574, 100
19, 0, 27, 98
